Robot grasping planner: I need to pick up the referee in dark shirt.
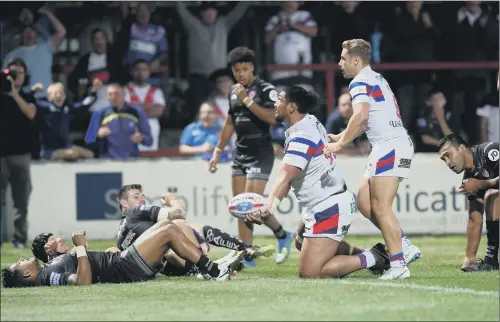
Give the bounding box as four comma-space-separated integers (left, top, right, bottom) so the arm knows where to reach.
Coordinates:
0, 58, 37, 248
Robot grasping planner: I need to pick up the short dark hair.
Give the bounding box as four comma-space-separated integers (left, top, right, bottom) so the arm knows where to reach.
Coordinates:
438, 134, 468, 150
285, 86, 320, 114
91, 28, 107, 39
132, 59, 149, 68
31, 233, 53, 263
7, 58, 28, 72
227, 47, 255, 67
2, 268, 35, 288
117, 184, 143, 210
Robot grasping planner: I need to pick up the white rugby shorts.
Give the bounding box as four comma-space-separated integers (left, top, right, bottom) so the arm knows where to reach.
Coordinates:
364, 135, 414, 179
301, 190, 356, 242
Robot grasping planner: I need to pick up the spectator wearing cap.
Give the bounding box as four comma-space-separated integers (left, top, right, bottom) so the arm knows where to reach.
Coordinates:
176, 1, 248, 110
3, 6, 66, 98
84, 84, 152, 159
123, 60, 166, 151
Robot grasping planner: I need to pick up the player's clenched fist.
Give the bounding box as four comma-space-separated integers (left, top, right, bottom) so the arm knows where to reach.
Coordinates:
72, 230, 87, 247
233, 83, 248, 102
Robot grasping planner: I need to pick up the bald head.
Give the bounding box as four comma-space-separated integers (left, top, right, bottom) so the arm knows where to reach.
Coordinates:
338, 93, 353, 120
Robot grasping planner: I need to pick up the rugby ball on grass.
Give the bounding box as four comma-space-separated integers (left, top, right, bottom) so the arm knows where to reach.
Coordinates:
228, 193, 267, 219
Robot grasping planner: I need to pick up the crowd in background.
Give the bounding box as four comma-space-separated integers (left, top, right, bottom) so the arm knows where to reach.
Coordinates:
1, 0, 499, 162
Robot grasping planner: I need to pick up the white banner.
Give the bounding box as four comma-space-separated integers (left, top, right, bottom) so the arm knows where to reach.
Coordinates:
5, 154, 472, 240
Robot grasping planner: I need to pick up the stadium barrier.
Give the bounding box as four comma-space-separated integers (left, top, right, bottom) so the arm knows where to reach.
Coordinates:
5, 154, 477, 240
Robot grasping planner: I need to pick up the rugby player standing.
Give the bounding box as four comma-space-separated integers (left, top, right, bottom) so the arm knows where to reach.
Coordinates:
208, 47, 293, 267
438, 134, 499, 272
249, 85, 390, 278
324, 39, 421, 280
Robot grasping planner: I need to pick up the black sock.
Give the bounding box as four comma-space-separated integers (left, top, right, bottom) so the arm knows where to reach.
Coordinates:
202, 225, 250, 251
273, 225, 287, 239
485, 221, 499, 262
196, 255, 220, 277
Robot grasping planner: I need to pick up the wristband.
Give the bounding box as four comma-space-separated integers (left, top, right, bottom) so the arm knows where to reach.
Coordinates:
76, 245, 87, 258
242, 97, 254, 108
268, 198, 282, 215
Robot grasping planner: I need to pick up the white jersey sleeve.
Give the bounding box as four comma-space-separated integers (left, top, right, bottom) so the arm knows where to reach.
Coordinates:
283, 133, 321, 170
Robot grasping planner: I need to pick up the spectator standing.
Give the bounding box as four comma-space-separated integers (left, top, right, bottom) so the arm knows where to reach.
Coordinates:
3, 6, 66, 98
265, 1, 318, 91
393, 1, 439, 131
0, 59, 37, 248
416, 89, 454, 152
124, 60, 166, 151
35, 80, 101, 161
206, 68, 234, 121
327, 93, 371, 156
1, 6, 51, 60
176, 1, 249, 111
68, 28, 123, 112
476, 75, 499, 143
179, 102, 232, 163
84, 84, 152, 159
116, 3, 168, 87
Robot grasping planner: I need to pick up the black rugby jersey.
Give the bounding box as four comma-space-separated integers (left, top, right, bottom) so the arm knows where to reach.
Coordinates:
228, 77, 278, 154
463, 141, 499, 200
116, 205, 161, 251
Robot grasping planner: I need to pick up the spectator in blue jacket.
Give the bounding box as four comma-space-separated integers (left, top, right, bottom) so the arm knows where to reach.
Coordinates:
35, 80, 101, 161
179, 102, 232, 163
84, 84, 152, 159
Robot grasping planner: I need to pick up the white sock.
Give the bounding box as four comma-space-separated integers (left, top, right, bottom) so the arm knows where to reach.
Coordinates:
358, 251, 376, 268
389, 252, 406, 268
402, 233, 412, 249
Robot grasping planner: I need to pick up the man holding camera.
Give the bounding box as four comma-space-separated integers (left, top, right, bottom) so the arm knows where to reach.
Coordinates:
0, 58, 37, 248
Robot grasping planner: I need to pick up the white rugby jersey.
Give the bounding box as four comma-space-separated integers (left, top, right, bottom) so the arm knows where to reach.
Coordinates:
282, 114, 346, 209
349, 66, 408, 145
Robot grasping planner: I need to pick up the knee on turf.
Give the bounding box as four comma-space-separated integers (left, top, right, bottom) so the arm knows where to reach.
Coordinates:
299, 266, 342, 279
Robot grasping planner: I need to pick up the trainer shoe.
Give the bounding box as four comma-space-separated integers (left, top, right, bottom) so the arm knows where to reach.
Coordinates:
243, 259, 256, 268
367, 243, 390, 275
403, 244, 421, 265
379, 266, 410, 280
215, 250, 238, 264
461, 258, 499, 272
276, 231, 294, 264
212, 250, 245, 282
246, 244, 276, 260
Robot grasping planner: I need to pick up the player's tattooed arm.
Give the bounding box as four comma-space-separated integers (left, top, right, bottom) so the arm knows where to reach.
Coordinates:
463, 199, 484, 267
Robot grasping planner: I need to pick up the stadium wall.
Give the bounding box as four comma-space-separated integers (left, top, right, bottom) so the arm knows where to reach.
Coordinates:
5, 155, 475, 240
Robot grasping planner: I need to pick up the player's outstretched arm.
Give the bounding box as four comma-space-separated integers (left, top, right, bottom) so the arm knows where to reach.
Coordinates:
463, 200, 484, 267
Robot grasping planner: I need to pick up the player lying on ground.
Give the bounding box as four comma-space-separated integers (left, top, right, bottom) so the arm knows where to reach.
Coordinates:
438, 134, 499, 272
208, 47, 294, 267
116, 184, 274, 276
30, 232, 121, 264
2, 221, 244, 288
323, 39, 421, 280
245, 86, 390, 278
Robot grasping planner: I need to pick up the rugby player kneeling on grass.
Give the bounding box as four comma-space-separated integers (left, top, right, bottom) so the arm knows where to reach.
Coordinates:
244, 86, 390, 278
438, 134, 499, 272
2, 221, 243, 288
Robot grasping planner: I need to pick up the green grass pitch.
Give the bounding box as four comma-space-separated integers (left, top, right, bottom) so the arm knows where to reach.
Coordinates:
1, 236, 498, 321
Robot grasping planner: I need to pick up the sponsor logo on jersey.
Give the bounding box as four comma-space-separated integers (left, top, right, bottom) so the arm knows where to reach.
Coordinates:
50, 272, 61, 286
350, 86, 367, 96
269, 90, 278, 102
398, 158, 412, 169
389, 120, 404, 128
487, 149, 499, 162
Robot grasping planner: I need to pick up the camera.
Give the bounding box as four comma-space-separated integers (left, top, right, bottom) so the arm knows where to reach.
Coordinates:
1, 68, 17, 92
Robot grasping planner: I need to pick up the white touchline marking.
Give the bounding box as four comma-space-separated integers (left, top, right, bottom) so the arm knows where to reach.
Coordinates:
339, 280, 499, 297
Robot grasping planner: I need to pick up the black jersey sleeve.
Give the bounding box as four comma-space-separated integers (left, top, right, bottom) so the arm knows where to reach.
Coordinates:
128, 205, 161, 223
257, 82, 278, 109
45, 271, 72, 286
482, 142, 499, 177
